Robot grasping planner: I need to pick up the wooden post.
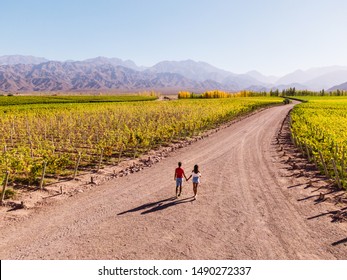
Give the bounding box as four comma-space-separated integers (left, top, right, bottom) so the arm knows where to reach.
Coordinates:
341, 149, 345, 183
1, 171, 10, 205
118, 144, 123, 165
318, 150, 329, 178
312, 152, 318, 169
10, 128, 14, 146
331, 159, 342, 189
295, 136, 299, 147
97, 148, 104, 172
11, 120, 15, 146
335, 144, 339, 160
44, 124, 47, 140
133, 144, 138, 159
289, 127, 294, 144
305, 144, 311, 162
73, 152, 82, 179
298, 141, 304, 155
29, 140, 34, 158
90, 176, 96, 184
39, 161, 47, 190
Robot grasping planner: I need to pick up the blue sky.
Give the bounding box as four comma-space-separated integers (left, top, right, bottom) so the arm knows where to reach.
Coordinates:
1, 0, 347, 76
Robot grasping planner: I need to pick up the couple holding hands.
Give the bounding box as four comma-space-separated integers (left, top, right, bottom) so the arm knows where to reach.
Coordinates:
174, 162, 202, 200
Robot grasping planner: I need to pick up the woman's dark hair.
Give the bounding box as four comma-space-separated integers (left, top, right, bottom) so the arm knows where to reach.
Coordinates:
193, 164, 199, 173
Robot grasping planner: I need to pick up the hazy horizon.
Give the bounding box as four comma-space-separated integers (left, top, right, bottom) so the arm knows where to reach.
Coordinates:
1, 0, 347, 76
3, 54, 347, 79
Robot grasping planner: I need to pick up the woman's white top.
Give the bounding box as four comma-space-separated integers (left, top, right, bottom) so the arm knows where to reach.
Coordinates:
191, 172, 201, 178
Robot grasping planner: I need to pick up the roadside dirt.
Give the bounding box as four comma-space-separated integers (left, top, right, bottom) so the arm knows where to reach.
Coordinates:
0, 102, 347, 259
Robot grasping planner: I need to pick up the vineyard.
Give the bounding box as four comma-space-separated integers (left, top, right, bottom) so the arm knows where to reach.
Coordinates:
0, 95, 282, 195
0, 94, 157, 106
290, 96, 347, 189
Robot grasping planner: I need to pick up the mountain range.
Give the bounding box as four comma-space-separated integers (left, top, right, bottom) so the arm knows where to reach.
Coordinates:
0, 55, 347, 92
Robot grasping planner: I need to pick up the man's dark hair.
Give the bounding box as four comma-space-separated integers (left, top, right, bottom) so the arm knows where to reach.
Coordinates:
178, 162, 182, 167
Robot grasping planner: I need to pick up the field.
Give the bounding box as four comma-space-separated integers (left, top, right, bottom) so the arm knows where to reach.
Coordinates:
290, 96, 347, 188
0, 94, 157, 107
2, 97, 347, 260
0, 95, 282, 189
2, 95, 347, 260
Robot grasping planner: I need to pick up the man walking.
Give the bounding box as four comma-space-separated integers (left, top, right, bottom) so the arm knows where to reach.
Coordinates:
174, 162, 187, 198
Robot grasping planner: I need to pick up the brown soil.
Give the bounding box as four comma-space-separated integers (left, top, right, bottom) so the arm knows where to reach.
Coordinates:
0, 102, 347, 260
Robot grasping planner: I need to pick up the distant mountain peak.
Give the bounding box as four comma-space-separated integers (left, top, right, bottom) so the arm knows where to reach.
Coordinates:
275, 66, 347, 90
1, 55, 347, 92
0, 61, 225, 92
246, 70, 278, 84
83, 56, 142, 71
0, 55, 48, 65
329, 81, 347, 91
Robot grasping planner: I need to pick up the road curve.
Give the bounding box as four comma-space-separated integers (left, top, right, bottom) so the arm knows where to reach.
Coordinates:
1, 103, 347, 259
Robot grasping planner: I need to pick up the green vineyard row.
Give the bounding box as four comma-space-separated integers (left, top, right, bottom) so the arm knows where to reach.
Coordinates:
0, 94, 157, 107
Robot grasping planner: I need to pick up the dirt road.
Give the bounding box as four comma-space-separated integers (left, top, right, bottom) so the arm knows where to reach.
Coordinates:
1, 103, 347, 259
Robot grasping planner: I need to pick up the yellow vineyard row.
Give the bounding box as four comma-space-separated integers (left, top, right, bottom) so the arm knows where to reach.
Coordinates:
0, 97, 282, 187
290, 97, 347, 188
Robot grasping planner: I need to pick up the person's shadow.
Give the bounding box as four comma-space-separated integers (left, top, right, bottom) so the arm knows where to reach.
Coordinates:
118, 196, 195, 215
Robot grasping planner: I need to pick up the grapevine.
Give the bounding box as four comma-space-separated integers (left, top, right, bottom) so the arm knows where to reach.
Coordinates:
0, 96, 282, 187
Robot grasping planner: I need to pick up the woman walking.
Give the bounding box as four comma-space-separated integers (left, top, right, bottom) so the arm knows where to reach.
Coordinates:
187, 164, 202, 200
